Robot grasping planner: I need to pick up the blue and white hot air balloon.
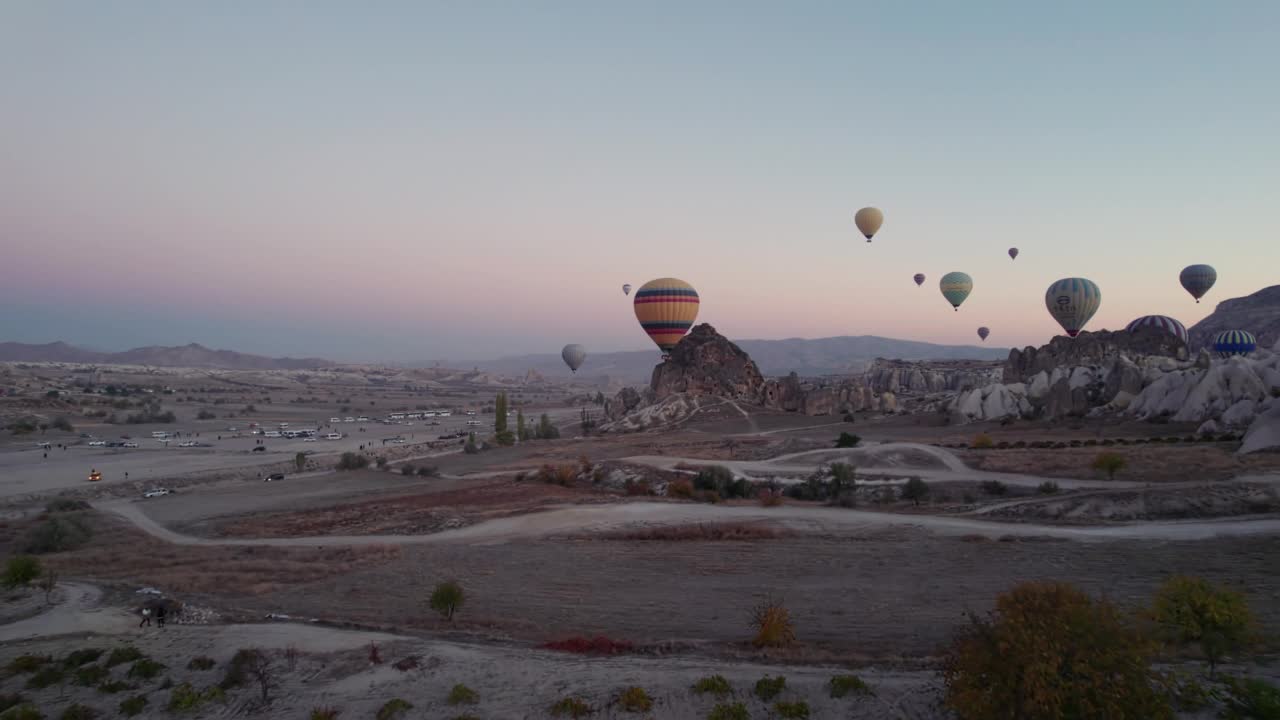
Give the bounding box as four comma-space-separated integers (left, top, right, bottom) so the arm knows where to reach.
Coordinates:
1213, 330, 1256, 358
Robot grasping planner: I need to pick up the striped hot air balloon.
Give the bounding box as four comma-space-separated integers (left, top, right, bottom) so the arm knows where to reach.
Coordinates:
1125, 315, 1188, 344
1179, 264, 1217, 303
1213, 330, 1256, 358
913, 273, 926, 286
939, 272, 973, 310
633, 278, 700, 355
1044, 278, 1102, 338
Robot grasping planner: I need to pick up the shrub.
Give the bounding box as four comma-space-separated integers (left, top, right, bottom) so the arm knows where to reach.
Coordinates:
447, 684, 478, 705
623, 479, 652, 496
900, 477, 929, 505
368, 643, 382, 665
549, 697, 591, 718
416, 466, 438, 477
707, 703, 749, 720
751, 598, 795, 647
309, 708, 341, 720
45, 498, 90, 513
829, 674, 874, 698
391, 655, 418, 671
430, 581, 464, 621
400, 464, 415, 476
63, 648, 104, 668
186, 656, 215, 671
96, 680, 133, 694
0, 705, 42, 720
667, 479, 694, 499
165, 683, 225, 712
127, 658, 165, 681
1151, 576, 1255, 674
23, 515, 92, 554
375, 698, 413, 720
57, 704, 98, 720
1092, 451, 1127, 480
835, 432, 860, 448
693, 466, 736, 494
2, 556, 41, 588
335, 452, 369, 471
542, 636, 633, 655
774, 701, 810, 719
617, 686, 652, 712
1220, 675, 1280, 720
757, 487, 784, 507
375, 456, 388, 469
1037, 481, 1060, 495
7, 655, 51, 674
104, 647, 143, 668
754, 675, 787, 701
25, 665, 65, 689
979, 479, 1008, 496
943, 581, 1170, 720
0, 695, 25, 713
73, 665, 109, 687
117, 696, 147, 718
972, 433, 994, 449
692, 675, 733, 697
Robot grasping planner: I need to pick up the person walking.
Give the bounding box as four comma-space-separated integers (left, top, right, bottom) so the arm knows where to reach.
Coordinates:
156, 604, 167, 628
139, 607, 152, 628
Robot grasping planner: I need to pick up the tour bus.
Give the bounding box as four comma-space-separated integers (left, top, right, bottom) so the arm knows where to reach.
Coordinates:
264, 430, 282, 438
151, 431, 170, 439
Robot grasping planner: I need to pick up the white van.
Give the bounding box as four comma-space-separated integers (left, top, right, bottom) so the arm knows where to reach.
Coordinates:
325, 432, 342, 440
264, 431, 282, 438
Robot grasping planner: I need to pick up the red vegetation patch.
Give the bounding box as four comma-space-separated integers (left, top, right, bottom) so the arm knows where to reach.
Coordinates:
542, 636, 635, 655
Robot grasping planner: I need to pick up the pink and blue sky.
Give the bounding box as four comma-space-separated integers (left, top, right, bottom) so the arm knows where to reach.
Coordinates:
2, 2, 1277, 362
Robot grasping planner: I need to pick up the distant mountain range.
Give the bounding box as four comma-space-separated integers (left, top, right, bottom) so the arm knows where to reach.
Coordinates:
1187, 284, 1280, 351
473, 333, 1009, 381
0, 342, 330, 370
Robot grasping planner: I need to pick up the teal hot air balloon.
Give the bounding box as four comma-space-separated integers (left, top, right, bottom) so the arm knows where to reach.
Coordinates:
939, 272, 973, 310
1045, 278, 1102, 337
1213, 330, 1256, 358
1179, 264, 1216, 303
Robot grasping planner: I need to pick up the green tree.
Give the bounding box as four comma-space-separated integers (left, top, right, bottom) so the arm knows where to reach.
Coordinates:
580, 408, 595, 435
901, 477, 930, 506
429, 581, 464, 620
464, 433, 479, 454
294, 452, 307, 473
3, 555, 42, 589
494, 393, 508, 434
536, 414, 559, 440
944, 581, 1170, 720
1092, 451, 1127, 480
835, 432, 860, 448
1151, 576, 1255, 675
516, 410, 529, 442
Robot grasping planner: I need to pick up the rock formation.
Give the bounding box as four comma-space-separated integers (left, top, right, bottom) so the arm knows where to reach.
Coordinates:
1188, 284, 1280, 350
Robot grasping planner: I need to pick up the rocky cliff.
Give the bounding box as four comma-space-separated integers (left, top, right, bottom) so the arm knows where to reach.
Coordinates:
602, 324, 897, 428
1187, 285, 1280, 350
865, 358, 1001, 394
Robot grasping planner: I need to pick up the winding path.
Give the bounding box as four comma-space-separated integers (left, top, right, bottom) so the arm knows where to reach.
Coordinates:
96, 497, 1280, 548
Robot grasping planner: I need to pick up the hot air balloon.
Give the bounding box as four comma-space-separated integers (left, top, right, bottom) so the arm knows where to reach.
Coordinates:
1179, 265, 1216, 303
1213, 330, 1256, 358
1045, 278, 1101, 338
939, 272, 973, 310
633, 278, 700, 355
1008, 247, 1019, 260
977, 327, 990, 341
561, 344, 586, 373
854, 207, 883, 242
622, 283, 632, 296
913, 273, 926, 286
1125, 315, 1188, 344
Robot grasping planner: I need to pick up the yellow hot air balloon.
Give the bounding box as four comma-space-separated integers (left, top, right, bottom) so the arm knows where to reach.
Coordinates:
633, 278, 700, 355
854, 207, 884, 242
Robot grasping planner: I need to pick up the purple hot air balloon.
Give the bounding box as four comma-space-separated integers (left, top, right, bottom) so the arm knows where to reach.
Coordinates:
1008, 247, 1019, 260
977, 326, 990, 341
913, 273, 926, 286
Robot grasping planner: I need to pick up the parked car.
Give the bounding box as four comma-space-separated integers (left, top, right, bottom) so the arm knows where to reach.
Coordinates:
263, 473, 285, 482
88, 440, 106, 447
302, 437, 317, 442
107, 441, 124, 448
123, 441, 139, 448
178, 440, 198, 447
142, 488, 171, 499
252, 446, 266, 452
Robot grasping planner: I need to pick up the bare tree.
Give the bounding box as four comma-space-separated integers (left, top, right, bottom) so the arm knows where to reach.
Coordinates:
36, 570, 58, 605
243, 649, 277, 704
